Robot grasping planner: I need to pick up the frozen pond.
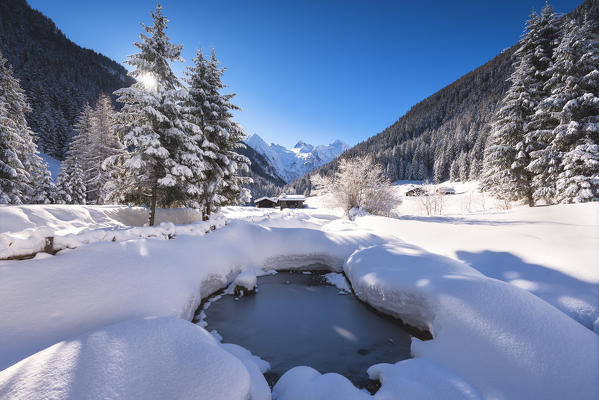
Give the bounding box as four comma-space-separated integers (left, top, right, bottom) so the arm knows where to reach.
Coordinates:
199, 268, 414, 390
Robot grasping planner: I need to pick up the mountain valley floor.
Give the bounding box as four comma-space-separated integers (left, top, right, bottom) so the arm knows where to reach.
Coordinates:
0, 181, 597, 399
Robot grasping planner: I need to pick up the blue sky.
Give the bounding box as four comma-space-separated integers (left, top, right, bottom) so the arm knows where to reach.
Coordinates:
28, 0, 583, 148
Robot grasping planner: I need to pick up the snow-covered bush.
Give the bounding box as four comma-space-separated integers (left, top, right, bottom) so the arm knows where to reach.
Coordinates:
311, 155, 400, 217
416, 182, 445, 216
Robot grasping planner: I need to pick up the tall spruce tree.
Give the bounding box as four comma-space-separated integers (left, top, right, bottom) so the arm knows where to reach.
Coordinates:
0, 51, 54, 204
0, 96, 28, 204
56, 105, 95, 204
523, 5, 563, 203
483, 5, 559, 205
56, 160, 86, 205
107, 4, 199, 225
549, 16, 599, 203
184, 49, 250, 218
205, 50, 251, 211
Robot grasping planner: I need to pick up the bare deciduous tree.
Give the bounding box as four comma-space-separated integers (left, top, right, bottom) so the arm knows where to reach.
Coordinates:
311, 155, 401, 217
417, 182, 445, 216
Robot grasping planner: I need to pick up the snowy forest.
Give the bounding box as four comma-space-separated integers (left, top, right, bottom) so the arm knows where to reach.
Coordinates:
2, 0, 597, 216
0, 4, 252, 224
0, 0, 132, 159
288, 1, 599, 206
482, 5, 599, 205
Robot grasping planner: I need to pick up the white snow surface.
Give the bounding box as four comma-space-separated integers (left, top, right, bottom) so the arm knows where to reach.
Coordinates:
324, 272, 352, 293
0, 183, 598, 399
0, 317, 252, 400
39, 152, 61, 181
245, 133, 348, 182
234, 269, 258, 291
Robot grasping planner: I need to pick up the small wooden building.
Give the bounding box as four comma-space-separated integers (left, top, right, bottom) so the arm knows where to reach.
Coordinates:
277, 194, 306, 209
254, 197, 278, 208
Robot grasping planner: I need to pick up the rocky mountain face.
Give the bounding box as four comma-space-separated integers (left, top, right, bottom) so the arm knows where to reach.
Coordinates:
245, 134, 348, 183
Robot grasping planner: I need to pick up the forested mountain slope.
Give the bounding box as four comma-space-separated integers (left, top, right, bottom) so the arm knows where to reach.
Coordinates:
287, 0, 598, 195
0, 0, 133, 158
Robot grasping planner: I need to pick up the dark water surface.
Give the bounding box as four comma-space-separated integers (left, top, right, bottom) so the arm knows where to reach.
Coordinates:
200, 268, 413, 389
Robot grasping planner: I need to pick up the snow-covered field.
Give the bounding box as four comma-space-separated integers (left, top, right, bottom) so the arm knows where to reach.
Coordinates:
0, 182, 597, 399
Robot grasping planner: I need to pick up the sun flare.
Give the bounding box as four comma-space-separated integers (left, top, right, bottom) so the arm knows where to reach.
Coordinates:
138, 72, 157, 92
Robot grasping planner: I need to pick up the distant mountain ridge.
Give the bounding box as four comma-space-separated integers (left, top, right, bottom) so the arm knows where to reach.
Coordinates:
0, 0, 133, 158
235, 144, 286, 200
245, 134, 348, 182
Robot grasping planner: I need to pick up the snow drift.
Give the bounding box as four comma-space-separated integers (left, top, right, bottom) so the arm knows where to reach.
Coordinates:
0, 317, 253, 400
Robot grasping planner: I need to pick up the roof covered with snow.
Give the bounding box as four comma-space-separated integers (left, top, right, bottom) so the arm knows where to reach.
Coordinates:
278, 194, 306, 201
253, 197, 279, 203
253, 195, 306, 204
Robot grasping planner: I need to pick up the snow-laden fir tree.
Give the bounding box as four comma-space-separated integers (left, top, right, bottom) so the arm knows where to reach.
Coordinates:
184, 49, 250, 218
0, 97, 27, 204
56, 104, 94, 204
523, 5, 566, 203
0, 51, 54, 204
482, 5, 559, 206
548, 16, 599, 203
56, 159, 86, 205
106, 4, 201, 225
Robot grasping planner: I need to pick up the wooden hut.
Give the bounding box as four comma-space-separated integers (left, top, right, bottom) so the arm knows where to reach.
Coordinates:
254, 197, 278, 208
277, 194, 306, 209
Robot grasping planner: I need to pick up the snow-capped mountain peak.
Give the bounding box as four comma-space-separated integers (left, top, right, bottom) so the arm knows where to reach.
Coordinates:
293, 141, 314, 154
244, 134, 348, 182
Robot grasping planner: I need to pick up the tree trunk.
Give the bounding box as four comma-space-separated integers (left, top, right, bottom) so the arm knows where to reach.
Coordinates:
525, 173, 535, 207
526, 191, 534, 207
149, 173, 158, 226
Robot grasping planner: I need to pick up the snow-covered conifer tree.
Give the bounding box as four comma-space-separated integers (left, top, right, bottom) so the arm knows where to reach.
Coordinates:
56, 104, 94, 204
549, 16, 599, 203
483, 5, 559, 206
0, 51, 55, 204
107, 4, 198, 225
56, 160, 86, 205
0, 98, 27, 204
184, 49, 250, 217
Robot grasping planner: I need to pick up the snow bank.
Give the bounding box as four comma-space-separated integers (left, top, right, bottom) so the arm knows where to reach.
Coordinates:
0, 205, 224, 259
233, 269, 258, 292
0, 317, 252, 400
274, 240, 598, 399
324, 272, 352, 293
0, 218, 384, 369
352, 202, 599, 329
273, 366, 370, 400
0, 204, 205, 235
343, 243, 599, 399
220, 343, 271, 400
